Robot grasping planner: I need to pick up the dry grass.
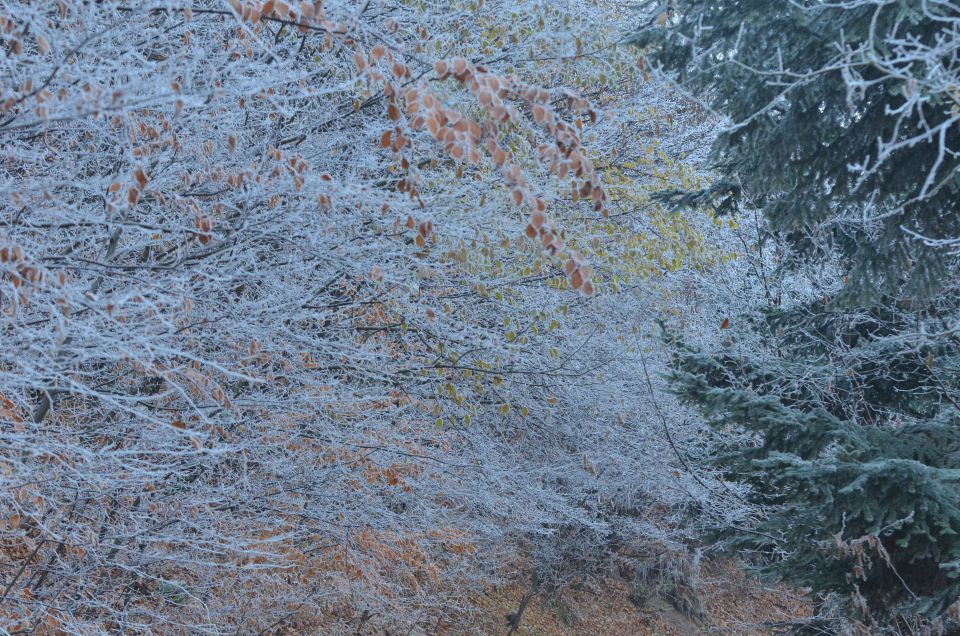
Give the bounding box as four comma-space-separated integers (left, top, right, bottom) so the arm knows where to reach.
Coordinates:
434, 559, 810, 636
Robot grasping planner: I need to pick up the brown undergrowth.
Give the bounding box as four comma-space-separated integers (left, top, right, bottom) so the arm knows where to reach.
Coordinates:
437, 558, 810, 636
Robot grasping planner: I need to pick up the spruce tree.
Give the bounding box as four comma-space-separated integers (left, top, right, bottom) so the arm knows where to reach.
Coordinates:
633, 1, 960, 629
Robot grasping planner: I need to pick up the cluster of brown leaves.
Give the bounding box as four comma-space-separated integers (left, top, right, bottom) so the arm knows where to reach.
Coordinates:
354, 51, 608, 294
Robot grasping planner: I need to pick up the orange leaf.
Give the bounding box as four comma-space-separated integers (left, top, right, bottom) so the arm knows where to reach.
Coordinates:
353, 52, 367, 71
134, 167, 148, 189
531, 209, 545, 229
571, 270, 583, 289
532, 105, 545, 124
720, 318, 730, 329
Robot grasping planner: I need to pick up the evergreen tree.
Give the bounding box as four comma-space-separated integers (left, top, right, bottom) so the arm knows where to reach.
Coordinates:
633, 1, 960, 629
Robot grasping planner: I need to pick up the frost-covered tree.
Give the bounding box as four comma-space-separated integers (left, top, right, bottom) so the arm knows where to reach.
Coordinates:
0, 1, 741, 633
633, 0, 960, 631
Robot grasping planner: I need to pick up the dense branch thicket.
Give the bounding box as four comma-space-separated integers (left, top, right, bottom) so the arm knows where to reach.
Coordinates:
0, 1, 745, 633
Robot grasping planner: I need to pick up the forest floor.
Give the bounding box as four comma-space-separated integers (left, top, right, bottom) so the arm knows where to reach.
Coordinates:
445, 559, 810, 636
